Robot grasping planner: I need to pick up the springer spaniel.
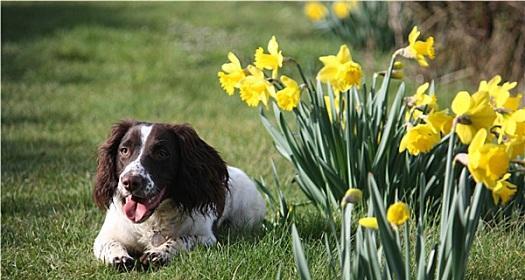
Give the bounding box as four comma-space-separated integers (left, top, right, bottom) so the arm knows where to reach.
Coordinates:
93, 120, 266, 270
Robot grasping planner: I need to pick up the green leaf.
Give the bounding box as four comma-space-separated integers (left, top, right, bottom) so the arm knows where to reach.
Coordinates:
291, 224, 312, 280
368, 173, 406, 279
372, 82, 405, 168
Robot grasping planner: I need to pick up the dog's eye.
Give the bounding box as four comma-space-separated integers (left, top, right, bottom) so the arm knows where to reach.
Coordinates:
156, 149, 170, 159
119, 147, 129, 156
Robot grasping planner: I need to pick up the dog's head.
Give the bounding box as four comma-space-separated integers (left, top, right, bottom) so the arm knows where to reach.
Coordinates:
94, 120, 228, 223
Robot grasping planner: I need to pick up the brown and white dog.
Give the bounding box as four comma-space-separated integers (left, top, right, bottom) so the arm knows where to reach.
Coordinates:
93, 120, 266, 270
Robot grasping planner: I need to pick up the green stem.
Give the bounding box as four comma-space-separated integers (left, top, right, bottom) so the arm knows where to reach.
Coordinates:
286, 58, 313, 95
436, 121, 457, 278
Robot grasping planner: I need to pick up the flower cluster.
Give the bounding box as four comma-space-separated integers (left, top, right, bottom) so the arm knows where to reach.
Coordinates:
395, 26, 523, 205
304, 1, 358, 22
219, 37, 364, 113
341, 187, 409, 231
358, 201, 410, 230
400, 75, 524, 205
218, 36, 302, 111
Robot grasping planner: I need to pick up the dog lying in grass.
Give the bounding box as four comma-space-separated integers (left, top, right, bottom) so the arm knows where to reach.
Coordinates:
93, 120, 266, 270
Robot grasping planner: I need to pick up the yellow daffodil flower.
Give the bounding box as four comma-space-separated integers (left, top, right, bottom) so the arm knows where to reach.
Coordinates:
401, 26, 435, 67
427, 110, 453, 135
317, 44, 362, 94
479, 75, 522, 112
218, 52, 246, 96
254, 36, 284, 79
387, 202, 410, 227
405, 82, 438, 121
275, 75, 301, 111
505, 136, 525, 159
239, 65, 275, 107
502, 109, 525, 138
399, 124, 441, 156
467, 129, 510, 187
304, 2, 328, 22
393, 61, 403, 70
391, 70, 404, 80
496, 109, 525, 159
358, 217, 378, 230
451, 90, 496, 144
332, 0, 357, 19
491, 173, 517, 205
341, 188, 362, 208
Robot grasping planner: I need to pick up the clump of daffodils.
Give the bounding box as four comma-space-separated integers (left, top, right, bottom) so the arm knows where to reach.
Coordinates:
218, 36, 364, 113
395, 27, 523, 206
399, 73, 523, 205
304, 1, 358, 22
218, 36, 301, 111
358, 201, 410, 230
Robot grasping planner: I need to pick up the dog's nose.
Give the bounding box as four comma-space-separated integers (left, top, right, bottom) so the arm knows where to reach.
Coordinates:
121, 174, 144, 192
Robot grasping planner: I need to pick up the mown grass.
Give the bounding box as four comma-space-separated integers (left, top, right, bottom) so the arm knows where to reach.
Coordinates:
1, 2, 524, 279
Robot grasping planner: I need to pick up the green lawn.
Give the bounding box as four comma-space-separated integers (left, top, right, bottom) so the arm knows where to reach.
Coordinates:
2, 2, 524, 279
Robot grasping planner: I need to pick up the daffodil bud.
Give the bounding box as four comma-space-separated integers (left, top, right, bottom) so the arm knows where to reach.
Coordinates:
393, 61, 403, 70
341, 188, 362, 208
391, 70, 404, 80
386, 202, 410, 228
358, 217, 378, 230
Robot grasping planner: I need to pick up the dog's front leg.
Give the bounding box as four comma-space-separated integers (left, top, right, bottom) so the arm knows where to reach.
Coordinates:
94, 236, 135, 271
140, 235, 217, 267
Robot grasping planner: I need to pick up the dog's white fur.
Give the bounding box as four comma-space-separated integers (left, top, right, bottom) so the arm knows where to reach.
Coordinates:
94, 165, 266, 266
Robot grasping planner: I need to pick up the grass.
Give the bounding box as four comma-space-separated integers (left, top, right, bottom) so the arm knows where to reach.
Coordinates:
1, 2, 524, 279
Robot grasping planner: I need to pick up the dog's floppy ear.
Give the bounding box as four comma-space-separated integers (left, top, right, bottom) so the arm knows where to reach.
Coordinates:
170, 124, 229, 216
94, 120, 136, 210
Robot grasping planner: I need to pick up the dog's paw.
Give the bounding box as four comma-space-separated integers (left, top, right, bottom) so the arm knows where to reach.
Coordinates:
111, 255, 135, 272
140, 251, 169, 268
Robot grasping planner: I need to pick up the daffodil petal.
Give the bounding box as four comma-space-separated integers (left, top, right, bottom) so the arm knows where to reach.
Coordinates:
469, 129, 487, 153
452, 91, 472, 115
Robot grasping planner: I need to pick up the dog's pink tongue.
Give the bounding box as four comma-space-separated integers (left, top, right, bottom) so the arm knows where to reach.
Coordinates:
123, 196, 148, 223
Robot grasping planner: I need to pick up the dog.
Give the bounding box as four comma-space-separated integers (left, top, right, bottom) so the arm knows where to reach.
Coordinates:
93, 120, 266, 270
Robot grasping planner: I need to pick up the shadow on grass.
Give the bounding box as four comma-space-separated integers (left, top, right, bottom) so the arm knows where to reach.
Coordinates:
1, 2, 142, 43
1, 138, 96, 175
1, 2, 159, 83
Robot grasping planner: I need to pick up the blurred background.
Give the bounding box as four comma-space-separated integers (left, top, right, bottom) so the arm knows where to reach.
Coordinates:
2, 2, 524, 279
304, 1, 525, 93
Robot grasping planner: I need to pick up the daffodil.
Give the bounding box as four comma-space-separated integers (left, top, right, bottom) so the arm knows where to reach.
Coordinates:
427, 110, 453, 135
399, 123, 441, 156
387, 202, 410, 227
393, 61, 403, 70
358, 217, 378, 230
505, 136, 525, 159
405, 82, 438, 121
491, 173, 517, 205
304, 2, 328, 22
275, 75, 301, 111
254, 36, 284, 79
341, 188, 362, 208
467, 129, 510, 187
332, 1, 357, 19
479, 75, 522, 112
402, 26, 435, 67
218, 52, 246, 95
502, 109, 525, 138
497, 109, 525, 159
239, 65, 275, 107
317, 44, 362, 94
451, 90, 496, 144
